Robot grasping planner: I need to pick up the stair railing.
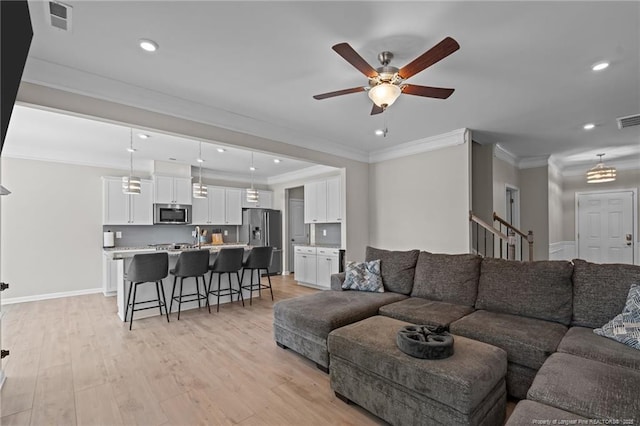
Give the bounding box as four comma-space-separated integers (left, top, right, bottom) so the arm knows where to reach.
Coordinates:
493, 213, 534, 261
469, 211, 534, 261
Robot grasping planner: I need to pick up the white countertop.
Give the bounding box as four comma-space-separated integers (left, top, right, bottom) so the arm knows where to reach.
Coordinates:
104, 243, 250, 258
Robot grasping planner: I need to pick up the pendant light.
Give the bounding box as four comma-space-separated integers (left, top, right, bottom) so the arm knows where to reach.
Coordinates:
586, 154, 616, 183
193, 142, 208, 198
122, 128, 141, 195
246, 152, 259, 203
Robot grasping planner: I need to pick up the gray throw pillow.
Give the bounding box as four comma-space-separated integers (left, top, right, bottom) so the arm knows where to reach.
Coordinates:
342, 260, 384, 293
365, 247, 420, 295
594, 284, 640, 350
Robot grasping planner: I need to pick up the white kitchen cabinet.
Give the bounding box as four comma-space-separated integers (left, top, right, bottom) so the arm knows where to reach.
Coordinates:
154, 175, 192, 205
304, 181, 327, 223
294, 246, 317, 285
241, 189, 273, 209
102, 255, 123, 296
326, 176, 343, 223
103, 177, 153, 225
225, 188, 243, 225
195, 186, 242, 225
304, 177, 342, 224
316, 248, 340, 289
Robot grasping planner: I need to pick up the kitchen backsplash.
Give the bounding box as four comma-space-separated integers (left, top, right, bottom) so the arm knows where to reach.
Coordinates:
313, 223, 341, 246
103, 225, 239, 247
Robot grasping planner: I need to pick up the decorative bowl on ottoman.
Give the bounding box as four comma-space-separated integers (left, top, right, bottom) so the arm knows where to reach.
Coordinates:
396, 325, 454, 359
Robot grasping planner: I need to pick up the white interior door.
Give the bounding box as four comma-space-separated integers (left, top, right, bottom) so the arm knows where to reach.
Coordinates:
289, 198, 309, 272
577, 191, 635, 264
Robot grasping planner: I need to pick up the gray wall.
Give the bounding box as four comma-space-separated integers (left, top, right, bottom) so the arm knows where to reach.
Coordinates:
548, 164, 564, 244
313, 223, 341, 246
520, 166, 549, 260
472, 142, 493, 223
103, 224, 239, 247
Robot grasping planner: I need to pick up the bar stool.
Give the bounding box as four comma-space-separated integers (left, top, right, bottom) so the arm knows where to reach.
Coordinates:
169, 249, 210, 319
124, 252, 169, 330
240, 246, 274, 305
207, 248, 245, 312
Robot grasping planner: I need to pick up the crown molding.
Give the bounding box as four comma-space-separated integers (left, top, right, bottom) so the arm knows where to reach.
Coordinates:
266, 165, 339, 185
22, 58, 370, 163
518, 155, 550, 169
493, 144, 518, 167
368, 128, 469, 163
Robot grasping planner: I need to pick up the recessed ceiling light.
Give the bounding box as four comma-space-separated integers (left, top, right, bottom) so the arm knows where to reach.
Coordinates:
273, 159, 281, 163
139, 39, 158, 52
592, 61, 609, 71
138, 134, 150, 139
249, 166, 256, 171
217, 148, 226, 153
127, 147, 137, 153
375, 129, 385, 136
583, 123, 596, 130
196, 158, 204, 163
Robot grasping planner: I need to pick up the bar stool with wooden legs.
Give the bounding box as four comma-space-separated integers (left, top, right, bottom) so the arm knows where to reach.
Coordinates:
124, 252, 169, 330
206, 247, 245, 312
169, 249, 210, 319
240, 246, 274, 305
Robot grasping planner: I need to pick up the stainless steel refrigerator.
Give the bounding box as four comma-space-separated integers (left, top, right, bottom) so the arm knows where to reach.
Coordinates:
241, 208, 282, 274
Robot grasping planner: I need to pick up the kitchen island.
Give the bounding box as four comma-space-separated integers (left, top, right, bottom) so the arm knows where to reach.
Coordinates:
103, 244, 255, 321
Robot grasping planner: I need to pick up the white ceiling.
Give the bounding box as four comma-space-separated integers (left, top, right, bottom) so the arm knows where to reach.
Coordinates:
3, 105, 321, 182
17, 1, 640, 170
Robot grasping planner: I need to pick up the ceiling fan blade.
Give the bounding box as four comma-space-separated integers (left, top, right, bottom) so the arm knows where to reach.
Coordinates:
370, 104, 384, 115
402, 84, 455, 99
313, 86, 365, 100
398, 37, 460, 80
332, 43, 378, 78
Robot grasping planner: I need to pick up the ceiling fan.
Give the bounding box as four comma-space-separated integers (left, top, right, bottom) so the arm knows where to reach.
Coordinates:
313, 37, 460, 115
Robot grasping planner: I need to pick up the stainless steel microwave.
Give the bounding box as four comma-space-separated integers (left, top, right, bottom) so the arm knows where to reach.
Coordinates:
154, 204, 192, 225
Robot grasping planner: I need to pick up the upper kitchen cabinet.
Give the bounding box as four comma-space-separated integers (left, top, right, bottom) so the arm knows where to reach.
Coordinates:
241, 189, 273, 209
153, 175, 192, 205
103, 177, 153, 225
304, 176, 342, 224
194, 186, 242, 225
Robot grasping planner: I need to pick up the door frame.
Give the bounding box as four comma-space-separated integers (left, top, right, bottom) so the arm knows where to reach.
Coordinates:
575, 188, 637, 265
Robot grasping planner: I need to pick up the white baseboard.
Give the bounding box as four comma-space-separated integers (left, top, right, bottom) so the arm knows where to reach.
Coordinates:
1, 287, 103, 305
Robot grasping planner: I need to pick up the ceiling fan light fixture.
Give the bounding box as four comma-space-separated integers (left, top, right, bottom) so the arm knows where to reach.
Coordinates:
586, 154, 616, 183
368, 83, 401, 108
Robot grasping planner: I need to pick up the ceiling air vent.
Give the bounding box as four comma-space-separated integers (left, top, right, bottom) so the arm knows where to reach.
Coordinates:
617, 114, 640, 129
47, 1, 72, 32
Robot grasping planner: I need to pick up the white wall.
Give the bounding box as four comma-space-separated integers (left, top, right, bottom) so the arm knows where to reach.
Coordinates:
368, 136, 471, 253
1, 158, 128, 300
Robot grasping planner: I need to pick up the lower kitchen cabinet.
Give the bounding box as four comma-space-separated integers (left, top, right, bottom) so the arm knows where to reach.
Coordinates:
294, 246, 340, 290
102, 255, 123, 296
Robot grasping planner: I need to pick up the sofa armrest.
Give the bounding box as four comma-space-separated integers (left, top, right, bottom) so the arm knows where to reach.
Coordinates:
330, 272, 346, 291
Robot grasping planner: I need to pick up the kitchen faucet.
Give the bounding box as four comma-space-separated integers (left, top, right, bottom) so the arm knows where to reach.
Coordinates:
195, 225, 201, 249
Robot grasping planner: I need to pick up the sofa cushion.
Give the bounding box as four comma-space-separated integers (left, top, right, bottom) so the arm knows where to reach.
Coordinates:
557, 326, 640, 371
365, 247, 419, 295
475, 258, 574, 325
505, 400, 586, 426
410, 252, 481, 306
572, 259, 640, 328
273, 290, 407, 339
527, 353, 640, 419
342, 260, 383, 292
450, 310, 567, 370
379, 298, 474, 329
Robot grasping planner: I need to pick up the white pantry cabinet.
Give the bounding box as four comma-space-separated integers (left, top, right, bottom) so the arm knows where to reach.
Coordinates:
294, 246, 339, 290
153, 176, 192, 205
304, 176, 342, 224
103, 177, 153, 225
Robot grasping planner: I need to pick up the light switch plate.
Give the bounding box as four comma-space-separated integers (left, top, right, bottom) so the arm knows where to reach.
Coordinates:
224, 230, 228, 236
115, 232, 122, 238
322, 229, 327, 236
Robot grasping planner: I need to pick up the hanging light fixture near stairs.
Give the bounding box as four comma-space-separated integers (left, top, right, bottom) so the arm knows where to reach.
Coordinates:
586, 153, 617, 183
193, 142, 208, 198
246, 152, 259, 203
122, 128, 141, 195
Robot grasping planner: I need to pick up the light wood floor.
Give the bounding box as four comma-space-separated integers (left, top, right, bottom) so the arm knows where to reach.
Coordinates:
1, 276, 516, 425
1, 275, 385, 425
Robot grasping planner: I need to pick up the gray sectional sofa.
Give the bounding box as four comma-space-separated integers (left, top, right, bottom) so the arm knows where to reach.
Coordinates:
273, 247, 640, 423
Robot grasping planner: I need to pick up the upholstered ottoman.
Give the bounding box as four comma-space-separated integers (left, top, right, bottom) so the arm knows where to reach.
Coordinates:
505, 400, 586, 425
273, 291, 407, 371
328, 316, 507, 425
